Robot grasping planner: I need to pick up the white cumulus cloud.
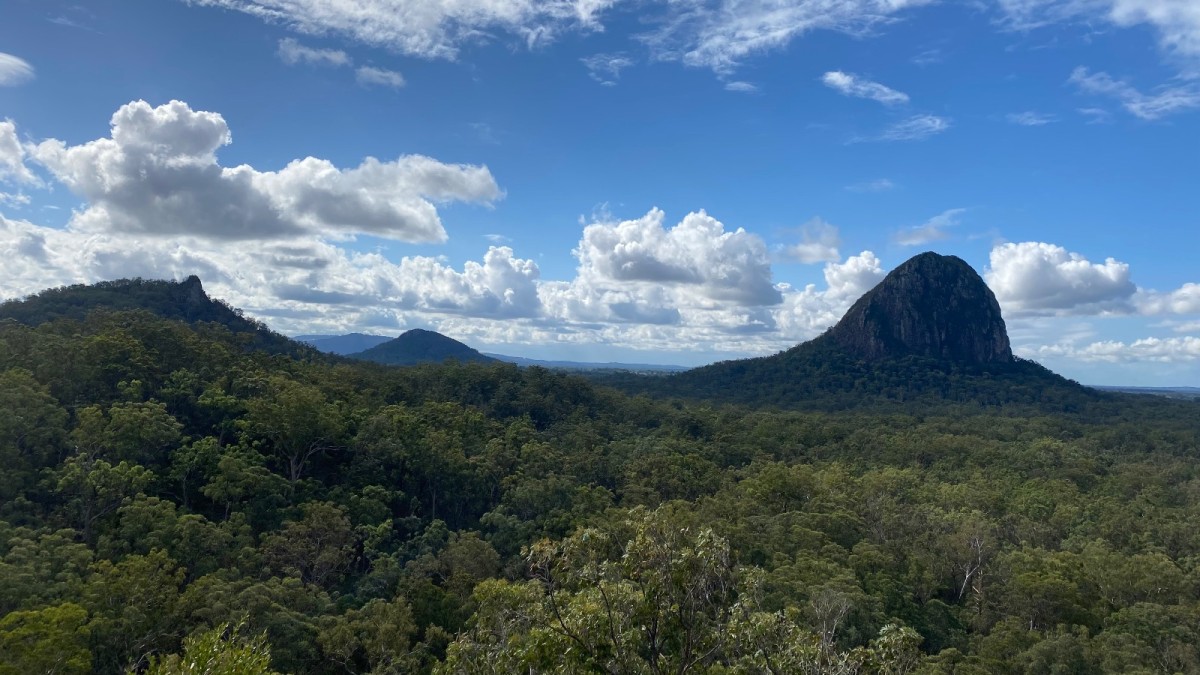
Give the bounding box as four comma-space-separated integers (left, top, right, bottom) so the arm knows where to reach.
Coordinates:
28, 100, 499, 242
530, 208, 849, 346
0, 212, 540, 329
821, 250, 886, 301
368, 246, 541, 318
0, 121, 38, 185
1032, 336, 1200, 363
775, 251, 885, 337
539, 278, 685, 326
1136, 283, 1200, 315
985, 241, 1137, 315
574, 207, 781, 305
822, 71, 909, 105
7, 102, 905, 359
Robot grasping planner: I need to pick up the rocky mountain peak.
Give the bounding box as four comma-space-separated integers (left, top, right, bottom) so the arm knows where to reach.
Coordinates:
825, 252, 1014, 363
177, 275, 209, 310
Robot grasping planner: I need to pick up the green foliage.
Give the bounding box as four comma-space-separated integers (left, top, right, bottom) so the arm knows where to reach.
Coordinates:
0, 526, 93, 613
317, 596, 420, 674
56, 453, 153, 542
597, 344, 1108, 413
439, 508, 925, 674
0, 368, 67, 505
143, 621, 278, 675
1, 293, 1199, 673
0, 602, 91, 675
241, 375, 349, 483
72, 401, 182, 465
82, 549, 185, 672
0, 277, 309, 358
262, 501, 357, 587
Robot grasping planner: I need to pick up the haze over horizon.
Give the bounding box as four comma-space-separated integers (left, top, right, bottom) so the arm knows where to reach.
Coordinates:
2, 0, 1198, 386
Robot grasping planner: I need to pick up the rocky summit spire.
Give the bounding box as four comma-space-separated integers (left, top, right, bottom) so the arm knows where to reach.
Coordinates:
825, 252, 1014, 363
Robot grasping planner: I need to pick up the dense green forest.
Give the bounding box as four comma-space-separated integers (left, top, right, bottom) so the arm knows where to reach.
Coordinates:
2, 296, 1200, 672
592, 342, 1099, 412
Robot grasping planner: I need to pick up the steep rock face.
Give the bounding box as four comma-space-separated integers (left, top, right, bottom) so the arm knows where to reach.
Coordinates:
825, 252, 1014, 363
178, 275, 209, 316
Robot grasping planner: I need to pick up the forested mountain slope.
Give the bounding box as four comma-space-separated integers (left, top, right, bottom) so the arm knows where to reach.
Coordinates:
0, 276, 312, 358
601, 343, 1099, 411
1, 281, 1199, 673
599, 253, 1101, 412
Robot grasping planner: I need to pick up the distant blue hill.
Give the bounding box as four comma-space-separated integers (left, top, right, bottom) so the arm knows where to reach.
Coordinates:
1091, 386, 1200, 400
297, 333, 392, 355
348, 329, 498, 366
486, 353, 690, 373
296, 331, 690, 372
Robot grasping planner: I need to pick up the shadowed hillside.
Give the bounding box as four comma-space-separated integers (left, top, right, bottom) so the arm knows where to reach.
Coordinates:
349, 328, 497, 366
0, 276, 313, 358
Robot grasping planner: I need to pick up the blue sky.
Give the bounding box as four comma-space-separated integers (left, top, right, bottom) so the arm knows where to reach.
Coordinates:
1, 0, 1199, 385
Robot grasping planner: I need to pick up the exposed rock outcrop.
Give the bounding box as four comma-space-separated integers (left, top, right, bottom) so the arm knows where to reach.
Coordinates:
825, 252, 1013, 363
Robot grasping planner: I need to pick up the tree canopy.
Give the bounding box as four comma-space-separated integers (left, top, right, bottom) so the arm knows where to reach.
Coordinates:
1, 302, 1199, 673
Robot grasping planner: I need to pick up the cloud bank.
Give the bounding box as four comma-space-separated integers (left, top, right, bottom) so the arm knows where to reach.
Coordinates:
986, 242, 1136, 315
2, 95, 892, 357
5, 99, 1199, 365
2, 99, 893, 356
30, 100, 499, 243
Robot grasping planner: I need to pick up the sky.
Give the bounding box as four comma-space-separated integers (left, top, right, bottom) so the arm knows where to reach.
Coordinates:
1, 0, 1199, 386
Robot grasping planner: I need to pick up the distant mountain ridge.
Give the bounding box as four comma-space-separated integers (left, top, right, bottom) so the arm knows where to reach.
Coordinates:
0, 276, 310, 357
349, 329, 498, 366
297, 333, 392, 355
1093, 386, 1200, 400
485, 353, 690, 373
597, 252, 1097, 410
299, 332, 690, 372
0, 273, 1124, 411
